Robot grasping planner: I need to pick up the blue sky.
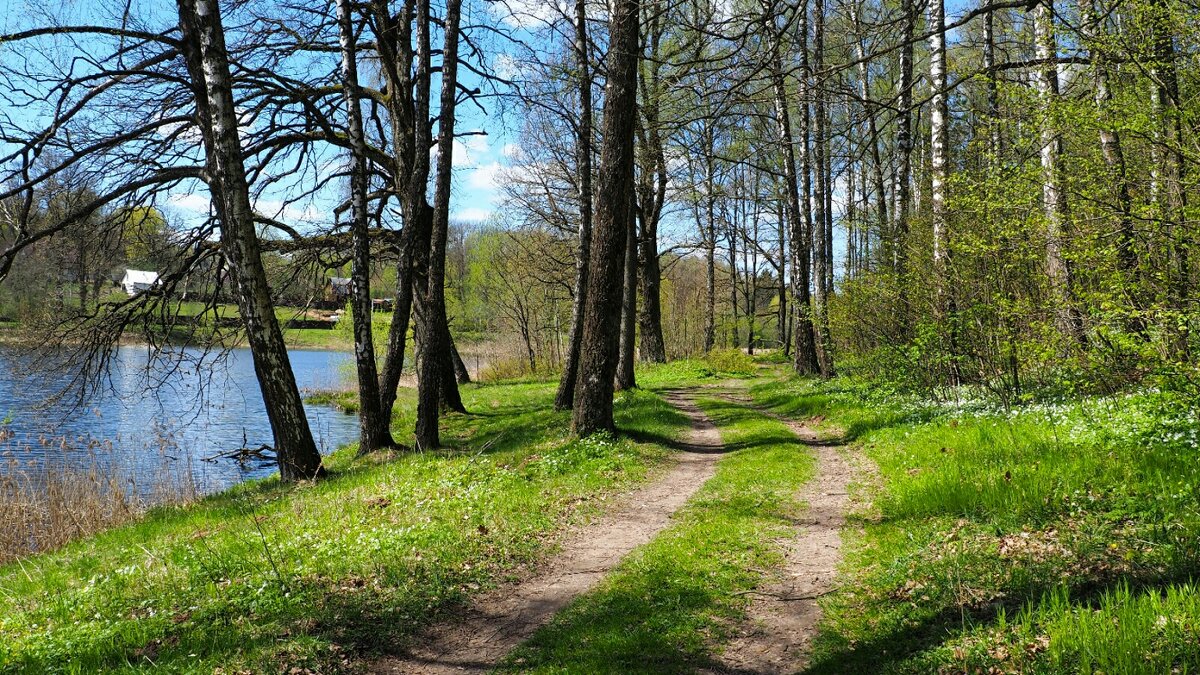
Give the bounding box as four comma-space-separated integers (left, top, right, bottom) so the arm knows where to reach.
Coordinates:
0, 0, 520, 229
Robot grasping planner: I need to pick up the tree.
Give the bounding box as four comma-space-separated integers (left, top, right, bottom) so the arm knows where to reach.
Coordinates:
1032, 0, 1081, 345
554, 0, 596, 411
176, 0, 324, 480
336, 0, 395, 454
572, 0, 640, 436
415, 0, 465, 450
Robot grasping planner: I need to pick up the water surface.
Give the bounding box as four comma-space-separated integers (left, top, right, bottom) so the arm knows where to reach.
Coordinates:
0, 346, 359, 496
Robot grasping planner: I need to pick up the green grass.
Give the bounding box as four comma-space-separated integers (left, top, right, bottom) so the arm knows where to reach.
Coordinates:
749, 374, 1200, 674
0, 302, 360, 350
498, 394, 814, 673
172, 301, 360, 350
0, 380, 690, 673
633, 353, 759, 390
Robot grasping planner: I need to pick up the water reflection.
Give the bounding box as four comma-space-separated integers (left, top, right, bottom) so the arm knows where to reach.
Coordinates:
0, 346, 359, 496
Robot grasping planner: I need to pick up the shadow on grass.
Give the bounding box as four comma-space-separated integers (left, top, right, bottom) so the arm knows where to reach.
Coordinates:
497, 553, 741, 675
751, 388, 910, 443
804, 565, 1200, 675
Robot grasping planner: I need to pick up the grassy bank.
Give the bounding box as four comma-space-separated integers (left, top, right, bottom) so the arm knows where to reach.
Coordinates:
0, 380, 688, 673
0, 304, 359, 351
751, 374, 1200, 674
500, 392, 814, 673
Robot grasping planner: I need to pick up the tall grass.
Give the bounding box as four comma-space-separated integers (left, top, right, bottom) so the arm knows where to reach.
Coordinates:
0, 439, 201, 564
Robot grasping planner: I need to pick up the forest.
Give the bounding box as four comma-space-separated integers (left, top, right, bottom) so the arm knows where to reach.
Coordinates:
0, 0, 1198, 671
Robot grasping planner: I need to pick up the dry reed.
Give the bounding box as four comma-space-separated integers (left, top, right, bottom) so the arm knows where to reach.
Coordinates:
0, 435, 201, 564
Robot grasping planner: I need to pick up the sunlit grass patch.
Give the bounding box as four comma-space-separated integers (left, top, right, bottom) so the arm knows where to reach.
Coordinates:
753, 375, 1200, 674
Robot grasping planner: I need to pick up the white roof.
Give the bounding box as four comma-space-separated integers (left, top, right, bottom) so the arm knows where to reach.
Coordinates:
123, 269, 159, 284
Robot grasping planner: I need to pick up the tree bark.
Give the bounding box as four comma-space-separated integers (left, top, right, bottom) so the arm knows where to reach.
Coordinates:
703, 131, 718, 353
616, 202, 637, 390
852, 1, 889, 263
929, 0, 949, 311
765, 10, 819, 374
450, 334, 471, 384
776, 180, 788, 352
554, 0, 594, 411
811, 0, 835, 377
415, 0, 462, 449
1033, 0, 1083, 344
337, 0, 394, 454
571, 0, 639, 436
634, 14, 667, 364
377, 0, 430, 422
894, 0, 915, 283
176, 0, 323, 481
1147, 0, 1188, 354
1080, 0, 1136, 304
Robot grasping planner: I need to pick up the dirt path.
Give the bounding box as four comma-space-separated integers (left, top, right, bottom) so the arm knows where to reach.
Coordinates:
370, 389, 725, 674
705, 395, 858, 675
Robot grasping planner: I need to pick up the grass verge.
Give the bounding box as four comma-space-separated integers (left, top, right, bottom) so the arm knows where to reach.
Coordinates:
750, 374, 1200, 674
498, 393, 814, 673
0, 380, 687, 673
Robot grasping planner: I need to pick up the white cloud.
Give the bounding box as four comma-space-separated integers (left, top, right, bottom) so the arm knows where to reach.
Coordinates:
167, 192, 210, 213
492, 53, 522, 81
500, 143, 524, 160
493, 0, 569, 29
464, 135, 490, 153
433, 138, 491, 169
453, 207, 493, 222
469, 162, 503, 190
254, 198, 326, 226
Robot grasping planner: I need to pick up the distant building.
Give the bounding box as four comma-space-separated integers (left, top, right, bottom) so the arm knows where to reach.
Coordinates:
120, 269, 160, 296
329, 277, 352, 301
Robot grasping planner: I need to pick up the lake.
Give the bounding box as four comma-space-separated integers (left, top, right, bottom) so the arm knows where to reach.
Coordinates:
0, 346, 360, 496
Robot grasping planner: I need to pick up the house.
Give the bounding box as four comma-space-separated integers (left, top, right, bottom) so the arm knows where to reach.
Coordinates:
314, 277, 353, 310
329, 277, 352, 301
120, 269, 160, 296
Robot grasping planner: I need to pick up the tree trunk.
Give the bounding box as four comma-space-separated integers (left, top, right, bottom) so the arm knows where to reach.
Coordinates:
77, 237, 88, 312
377, 0, 431, 422
1148, 0, 1189, 355
1081, 0, 1137, 308
1033, 0, 1083, 344
415, 0, 462, 449
571, 0, 638, 436
616, 203, 637, 390
776, 182, 788, 352
894, 0, 915, 283
636, 228, 666, 363
929, 0, 949, 311
703, 133, 717, 353
634, 17, 667, 364
176, 0, 323, 481
728, 223, 740, 349
983, 9, 1002, 160
767, 6, 819, 375
811, 0, 834, 377
852, 2, 889, 263
337, 0, 394, 453
554, 0, 594, 411
450, 334, 471, 384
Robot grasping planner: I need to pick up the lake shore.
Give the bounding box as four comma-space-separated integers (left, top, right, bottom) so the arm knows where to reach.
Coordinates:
0, 318, 356, 351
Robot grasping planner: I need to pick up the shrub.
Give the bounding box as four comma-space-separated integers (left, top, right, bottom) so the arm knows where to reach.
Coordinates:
703, 348, 756, 376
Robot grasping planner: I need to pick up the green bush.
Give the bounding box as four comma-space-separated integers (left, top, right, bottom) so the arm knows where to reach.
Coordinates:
703, 348, 756, 376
